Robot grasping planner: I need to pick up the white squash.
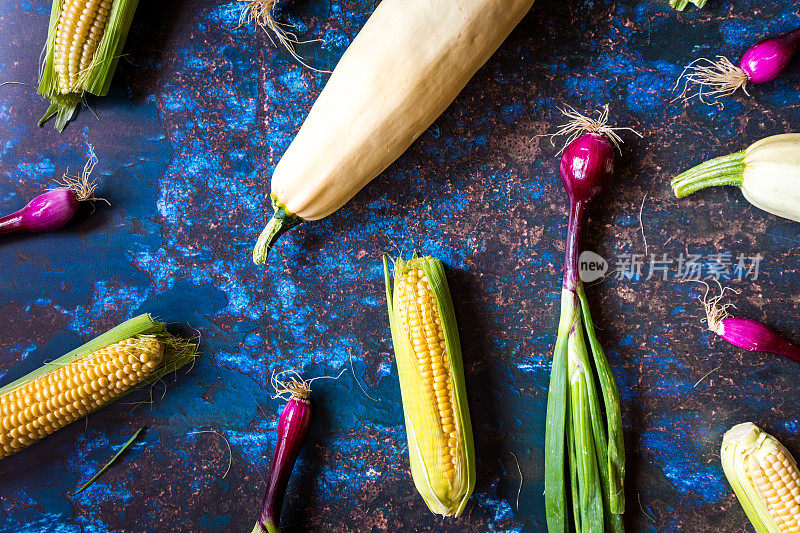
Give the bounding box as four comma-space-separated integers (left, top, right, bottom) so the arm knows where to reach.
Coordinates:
254, 0, 535, 262
740, 134, 800, 222
671, 133, 800, 222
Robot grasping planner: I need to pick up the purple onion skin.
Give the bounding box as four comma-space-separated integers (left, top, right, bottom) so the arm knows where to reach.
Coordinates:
0, 188, 80, 235
717, 317, 800, 364
740, 27, 800, 84
254, 397, 312, 533
560, 132, 616, 205
560, 133, 616, 288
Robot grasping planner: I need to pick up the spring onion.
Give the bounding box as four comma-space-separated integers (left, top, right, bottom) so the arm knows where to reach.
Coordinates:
0, 149, 103, 236
252, 373, 314, 533
544, 107, 628, 533
697, 284, 800, 364
676, 28, 800, 104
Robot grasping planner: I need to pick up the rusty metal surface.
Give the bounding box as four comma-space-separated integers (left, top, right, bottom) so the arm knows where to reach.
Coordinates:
0, 0, 799, 531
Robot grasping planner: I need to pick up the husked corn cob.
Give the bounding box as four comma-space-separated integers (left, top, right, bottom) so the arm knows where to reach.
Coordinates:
0, 336, 162, 459
397, 268, 458, 481
53, 0, 113, 94
384, 255, 475, 517
38, 0, 140, 131
0, 314, 197, 460
722, 422, 800, 533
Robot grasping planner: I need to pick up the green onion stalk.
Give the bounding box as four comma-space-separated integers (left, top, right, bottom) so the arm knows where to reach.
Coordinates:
543, 108, 627, 532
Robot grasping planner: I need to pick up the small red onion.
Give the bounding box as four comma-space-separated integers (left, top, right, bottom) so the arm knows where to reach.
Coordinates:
0, 188, 80, 235
0, 149, 102, 236
700, 284, 800, 364
560, 132, 616, 205
740, 28, 800, 84
713, 317, 800, 363
554, 106, 637, 288
253, 374, 314, 533
676, 27, 800, 104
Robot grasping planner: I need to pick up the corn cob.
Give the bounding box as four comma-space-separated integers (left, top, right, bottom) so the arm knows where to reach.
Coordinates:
722, 422, 800, 533
53, 0, 113, 93
37, 0, 140, 131
0, 314, 197, 460
384, 255, 475, 517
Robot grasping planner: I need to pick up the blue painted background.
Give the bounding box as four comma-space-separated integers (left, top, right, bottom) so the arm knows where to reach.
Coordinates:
0, 0, 799, 530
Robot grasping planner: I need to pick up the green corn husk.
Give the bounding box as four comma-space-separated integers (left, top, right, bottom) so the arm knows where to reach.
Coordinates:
721, 423, 800, 533
384, 255, 476, 517
669, 0, 707, 10
37, 0, 140, 131
0, 314, 197, 458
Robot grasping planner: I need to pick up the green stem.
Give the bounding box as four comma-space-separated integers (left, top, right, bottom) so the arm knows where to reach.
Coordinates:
253, 195, 303, 264
671, 150, 746, 198
569, 294, 624, 531
544, 290, 578, 533
577, 281, 626, 521
73, 427, 145, 495
568, 333, 604, 532
38, 93, 81, 132
566, 407, 581, 533
251, 520, 279, 533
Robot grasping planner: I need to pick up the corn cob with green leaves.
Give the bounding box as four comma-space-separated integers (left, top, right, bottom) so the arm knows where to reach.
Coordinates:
384, 255, 475, 517
722, 422, 800, 533
0, 314, 197, 459
37, 0, 140, 131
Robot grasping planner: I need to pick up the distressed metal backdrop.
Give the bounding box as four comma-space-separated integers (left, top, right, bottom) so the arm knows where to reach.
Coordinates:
0, 0, 799, 530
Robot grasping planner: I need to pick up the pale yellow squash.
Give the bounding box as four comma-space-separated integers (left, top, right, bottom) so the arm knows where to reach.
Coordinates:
254, 0, 535, 262
672, 133, 800, 223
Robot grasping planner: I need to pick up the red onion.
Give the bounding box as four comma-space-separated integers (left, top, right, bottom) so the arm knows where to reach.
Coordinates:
676, 27, 800, 104
253, 373, 313, 533
555, 106, 636, 289
700, 284, 800, 364
0, 188, 81, 234
560, 132, 615, 205
544, 107, 634, 531
0, 150, 102, 236
740, 28, 800, 84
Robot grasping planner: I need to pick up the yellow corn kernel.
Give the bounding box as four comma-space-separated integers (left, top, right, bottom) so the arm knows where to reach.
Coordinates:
397, 268, 458, 479
385, 255, 475, 517
53, 0, 114, 94
722, 422, 800, 533
0, 336, 163, 459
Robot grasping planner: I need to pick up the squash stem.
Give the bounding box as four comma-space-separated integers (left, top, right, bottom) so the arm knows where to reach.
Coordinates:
253, 197, 303, 264
671, 150, 746, 198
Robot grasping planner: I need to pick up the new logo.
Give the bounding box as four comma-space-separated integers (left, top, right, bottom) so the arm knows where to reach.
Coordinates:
579, 250, 608, 282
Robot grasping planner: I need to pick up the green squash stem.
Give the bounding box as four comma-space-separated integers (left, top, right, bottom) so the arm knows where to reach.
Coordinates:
671, 150, 746, 198
253, 196, 303, 264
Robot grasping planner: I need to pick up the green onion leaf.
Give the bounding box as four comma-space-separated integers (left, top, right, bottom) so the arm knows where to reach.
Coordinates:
73, 426, 146, 495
